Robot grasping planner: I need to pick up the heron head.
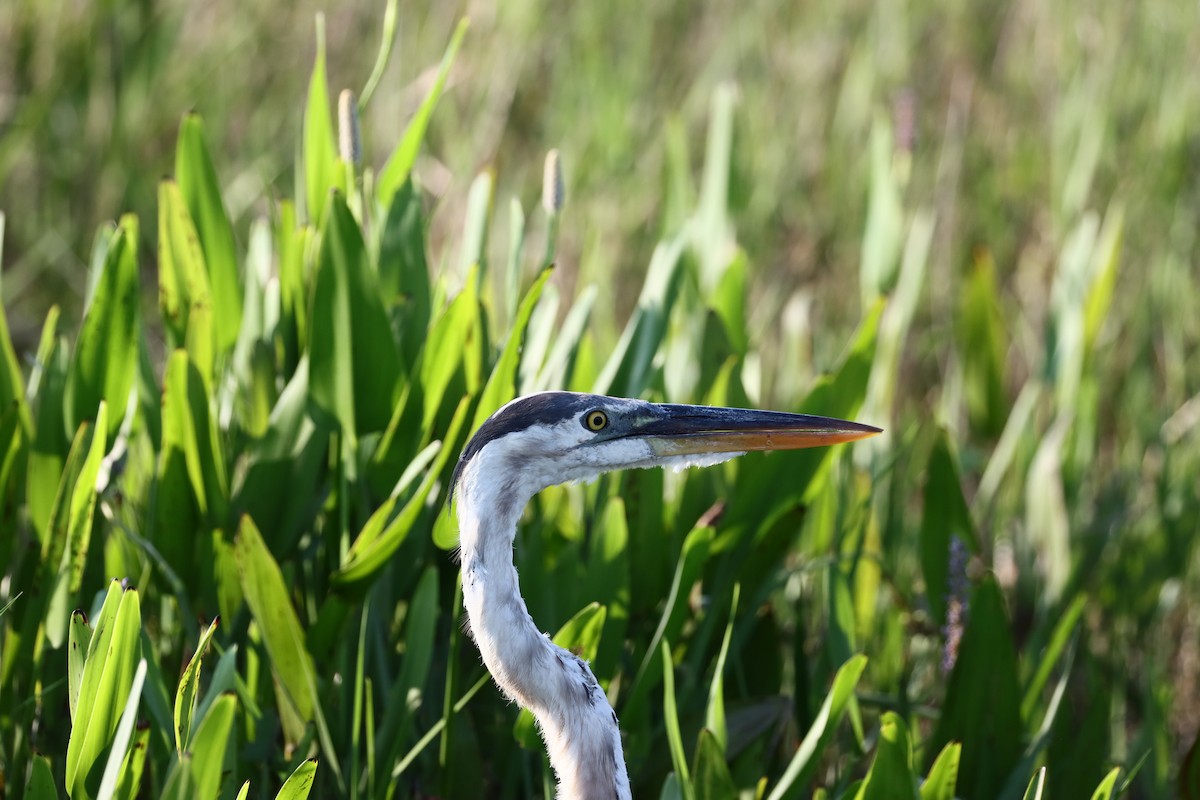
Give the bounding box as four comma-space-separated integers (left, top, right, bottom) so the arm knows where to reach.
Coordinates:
449, 392, 881, 504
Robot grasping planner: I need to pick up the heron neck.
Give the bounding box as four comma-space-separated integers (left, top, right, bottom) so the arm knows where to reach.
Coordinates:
457, 475, 632, 800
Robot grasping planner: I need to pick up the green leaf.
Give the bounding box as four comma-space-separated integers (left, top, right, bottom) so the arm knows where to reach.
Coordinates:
66, 582, 143, 800
920, 742, 962, 800
1090, 767, 1121, 800
158, 180, 216, 386
766, 654, 868, 800
473, 266, 553, 430
175, 616, 221, 752
1021, 594, 1086, 725
160, 754, 195, 800
594, 229, 688, 397
458, 171, 494, 279
704, 584, 739, 752
96, 658, 147, 800
156, 351, 229, 570
233, 357, 328, 554
308, 192, 402, 436
275, 758, 319, 800
25, 754, 58, 800
924, 577, 1022, 798
175, 114, 241, 352
113, 724, 150, 800
377, 179, 431, 369
856, 712, 919, 800
69, 608, 92, 722
1023, 768, 1046, 800
376, 17, 469, 207
334, 397, 469, 588
418, 267, 480, 434
624, 525, 714, 722
959, 249, 1008, 437
1083, 205, 1124, 357
691, 728, 736, 800
920, 430, 976, 628
303, 15, 339, 225
187, 693, 237, 800
234, 515, 316, 726
661, 641, 693, 798
860, 113, 904, 304
45, 401, 108, 649
65, 217, 139, 438
0, 245, 30, 438
27, 312, 68, 543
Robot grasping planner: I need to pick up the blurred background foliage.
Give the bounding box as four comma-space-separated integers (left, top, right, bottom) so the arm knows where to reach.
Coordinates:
1, 0, 1199, 798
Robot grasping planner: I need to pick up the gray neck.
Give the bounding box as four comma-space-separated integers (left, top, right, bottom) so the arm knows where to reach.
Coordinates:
456, 462, 632, 800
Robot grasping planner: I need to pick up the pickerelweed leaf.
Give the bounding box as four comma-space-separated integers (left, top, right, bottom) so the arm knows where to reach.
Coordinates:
920, 741, 962, 800
856, 712, 919, 800
175, 114, 241, 352
234, 515, 316, 726
64, 217, 139, 439
174, 615, 221, 753
44, 401, 107, 649
66, 581, 142, 800
767, 654, 868, 800
308, 192, 402, 436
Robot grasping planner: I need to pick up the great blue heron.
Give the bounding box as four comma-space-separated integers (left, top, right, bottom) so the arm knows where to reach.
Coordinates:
451, 391, 880, 799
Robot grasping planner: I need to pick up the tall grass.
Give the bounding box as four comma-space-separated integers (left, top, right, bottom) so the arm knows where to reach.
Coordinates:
1, 1, 1198, 798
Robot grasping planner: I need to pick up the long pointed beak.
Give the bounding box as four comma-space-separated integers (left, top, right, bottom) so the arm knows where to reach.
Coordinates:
637, 404, 882, 457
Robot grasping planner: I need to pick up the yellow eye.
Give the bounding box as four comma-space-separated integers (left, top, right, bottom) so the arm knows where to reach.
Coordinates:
584, 410, 609, 431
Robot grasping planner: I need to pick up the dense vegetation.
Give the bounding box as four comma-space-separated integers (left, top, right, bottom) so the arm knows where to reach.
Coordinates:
1, 1, 1198, 798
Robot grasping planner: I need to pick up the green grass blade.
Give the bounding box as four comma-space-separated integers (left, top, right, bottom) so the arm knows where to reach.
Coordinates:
920, 742, 961, 800
96, 658, 147, 800
357, 0, 398, 109
473, 266, 553, 429
376, 179, 431, 369
1022, 768, 1046, 800
1021, 593, 1086, 724
45, 402, 107, 649
64, 217, 139, 439
920, 431, 976, 628
303, 14, 339, 225
174, 616, 221, 752
418, 268, 480, 433
376, 18, 469, 207
593, 229, 688, 397
66, 583, 143, 800
234, 515, 316, 726
1090, 767, 1121, 800
704, 584, 739, 752
661, 640, 693, 799
856, 712, 918, 800
766, 654, 868, 800
691, 728, 736, 800
68, 608, 92, 722
25, 754, 57, 800
275, 758, 319, 800
158, 180, 216, 386
175, 114, 241, 351
458, 170, 494, 280
925, 577, 1022, 797
186, 693, 237, 800
335, 397, 467, 586
308, 192, 402, 436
